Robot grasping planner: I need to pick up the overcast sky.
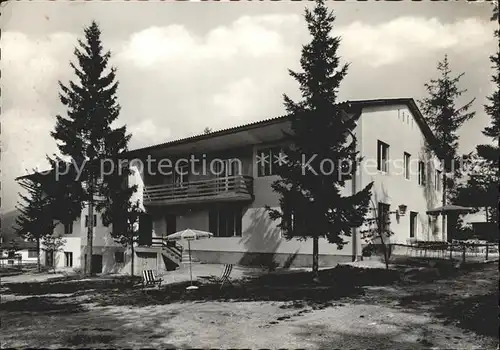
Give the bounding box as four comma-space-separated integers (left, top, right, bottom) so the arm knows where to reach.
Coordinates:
0, 1, 497, 212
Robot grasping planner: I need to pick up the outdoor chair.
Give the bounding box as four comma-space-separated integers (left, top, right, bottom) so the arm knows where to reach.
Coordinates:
206, 264, 234, 289
142, 269, 163, 289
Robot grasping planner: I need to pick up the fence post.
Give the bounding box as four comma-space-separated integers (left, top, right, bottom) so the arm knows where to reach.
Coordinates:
485, 244, 489, 261
462, 243, 466, 264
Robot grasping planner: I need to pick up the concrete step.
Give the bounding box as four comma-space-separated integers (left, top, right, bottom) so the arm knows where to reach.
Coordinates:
182, 254, 200, 263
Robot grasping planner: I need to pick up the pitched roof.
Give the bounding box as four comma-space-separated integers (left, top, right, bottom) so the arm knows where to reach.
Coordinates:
126, 98, 436, 157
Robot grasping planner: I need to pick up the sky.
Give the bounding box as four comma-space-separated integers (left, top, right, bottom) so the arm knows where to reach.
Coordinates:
0, 0, 497, 213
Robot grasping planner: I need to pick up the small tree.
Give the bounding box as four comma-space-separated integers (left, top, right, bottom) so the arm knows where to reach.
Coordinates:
453, 5, 499, 226
203, 127, 212, 134
360, 199, 394, 270
6, 239, 20, 259
15, 175, 56, 272
42, 235, 66, 273
103, 200, 143, 276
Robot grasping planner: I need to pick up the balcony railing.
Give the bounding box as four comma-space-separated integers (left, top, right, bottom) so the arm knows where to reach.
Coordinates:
143, 175, 254, 206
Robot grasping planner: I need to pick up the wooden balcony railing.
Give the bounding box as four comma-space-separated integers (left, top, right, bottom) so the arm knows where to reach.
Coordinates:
143, 175, 254, 206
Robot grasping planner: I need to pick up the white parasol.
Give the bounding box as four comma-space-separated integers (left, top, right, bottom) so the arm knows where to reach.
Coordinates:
166, 229, 213, 290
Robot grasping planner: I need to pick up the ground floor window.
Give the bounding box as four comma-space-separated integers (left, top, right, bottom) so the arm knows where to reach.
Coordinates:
28, 249, 37, 258
64, 252, 73, 267
209, 206, 242, 237
115, 251, 125, 263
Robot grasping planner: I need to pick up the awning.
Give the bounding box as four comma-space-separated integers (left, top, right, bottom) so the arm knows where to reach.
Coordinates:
426, 204, 475, 215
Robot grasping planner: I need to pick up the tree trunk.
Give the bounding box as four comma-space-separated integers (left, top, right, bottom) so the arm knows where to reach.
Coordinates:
130, 243, 135, 277
86, 180, 94, 277
441, 172, 447, 241
36, 238, 41, 273
312, 236, 319, 282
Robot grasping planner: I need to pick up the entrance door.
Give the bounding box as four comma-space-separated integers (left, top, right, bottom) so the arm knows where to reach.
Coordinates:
166, 214, 176, 235
91, 254, 103, 274
409, 211, 418, 238
45, 250, 54, 267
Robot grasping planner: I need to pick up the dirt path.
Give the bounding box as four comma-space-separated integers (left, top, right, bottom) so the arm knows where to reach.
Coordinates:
1, 263, 497, 348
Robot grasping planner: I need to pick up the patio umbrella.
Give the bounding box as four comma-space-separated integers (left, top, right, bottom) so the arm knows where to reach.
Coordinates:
426, 204, 475, 215
165, 229, 213, 290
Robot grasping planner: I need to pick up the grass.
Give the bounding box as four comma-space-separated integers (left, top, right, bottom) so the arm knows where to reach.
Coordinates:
0, 261, 498, 348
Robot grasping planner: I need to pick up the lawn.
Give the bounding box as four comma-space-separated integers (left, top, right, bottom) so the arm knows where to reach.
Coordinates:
0, 259, 498, 349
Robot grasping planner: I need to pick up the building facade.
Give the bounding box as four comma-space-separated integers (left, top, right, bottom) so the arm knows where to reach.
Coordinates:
35, 98, 445, 274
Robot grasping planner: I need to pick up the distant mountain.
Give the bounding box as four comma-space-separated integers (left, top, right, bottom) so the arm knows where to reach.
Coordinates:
0, 209, 36, 249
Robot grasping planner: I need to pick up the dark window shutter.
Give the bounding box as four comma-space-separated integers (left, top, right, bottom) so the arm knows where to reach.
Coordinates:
138, 213, 153, 246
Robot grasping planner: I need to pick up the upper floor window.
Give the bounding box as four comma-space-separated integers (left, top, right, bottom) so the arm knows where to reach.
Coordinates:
85, 214, 97, 228
404, 152, 411, 180
418, 161, 426, 186
64, 221, 73, 234
435, 170, 442, 191
377, 140, 390, 173
257, 147, 282, 177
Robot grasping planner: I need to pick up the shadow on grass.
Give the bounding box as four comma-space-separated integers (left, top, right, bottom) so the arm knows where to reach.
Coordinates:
92, 265, 401, 308
4, 275, 142, 295
436, 292, 499, 338
0, 296, 85, 314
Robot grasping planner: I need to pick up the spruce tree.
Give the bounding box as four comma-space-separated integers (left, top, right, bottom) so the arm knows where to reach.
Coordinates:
419, 55, 475, 239
15, 176, 56, 272
456, 4, 499, 224
266, 0, 373, 281
50, 21, 131, 276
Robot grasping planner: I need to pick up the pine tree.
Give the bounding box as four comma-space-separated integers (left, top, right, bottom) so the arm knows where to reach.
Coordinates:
50, 21, 131, 276
15, 176, 56, 272
419, 55, 475, 239
266, 0, 373, 281
456, 4, 499, 224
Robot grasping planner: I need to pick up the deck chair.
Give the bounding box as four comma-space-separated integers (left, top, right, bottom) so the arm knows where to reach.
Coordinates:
207, 264, 234, 289
142, 269, 163, 289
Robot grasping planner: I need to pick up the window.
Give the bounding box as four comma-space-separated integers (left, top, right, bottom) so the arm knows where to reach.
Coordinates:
85, 214, 97, 228
436, 170, 442, 191
64, 221, 73, 234
418, 161, 426, 186
378, 202, 390, 234
257, 147, 282, 177
209, 207, 242, 237
404, 152, 411, 180
409, 212, 418, 238
64, 252, 73, 267
28, 249, 37, 258
377, 141, 390, 172
115, 251, 125, 263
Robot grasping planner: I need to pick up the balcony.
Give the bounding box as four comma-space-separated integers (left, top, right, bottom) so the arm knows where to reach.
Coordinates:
143, 175, 254, 206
